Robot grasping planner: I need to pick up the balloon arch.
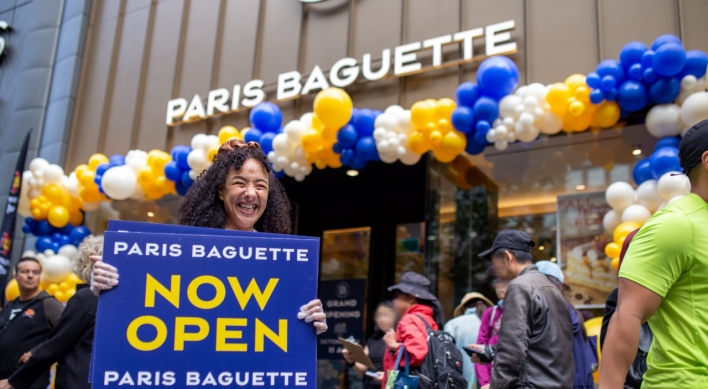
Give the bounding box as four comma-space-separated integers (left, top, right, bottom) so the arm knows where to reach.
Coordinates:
9, 34, 708, 301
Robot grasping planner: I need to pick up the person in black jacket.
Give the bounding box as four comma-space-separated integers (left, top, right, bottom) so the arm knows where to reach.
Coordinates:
0, 257, 63, 389
0, 236, 102, 389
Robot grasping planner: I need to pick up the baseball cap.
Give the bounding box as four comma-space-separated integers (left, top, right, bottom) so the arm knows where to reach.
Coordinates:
479, 230, 536, 259
679, 120, 708, 174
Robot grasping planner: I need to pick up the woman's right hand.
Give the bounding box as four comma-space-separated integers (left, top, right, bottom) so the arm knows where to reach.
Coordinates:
90, 255, 119, 295
342, 349, 355, 364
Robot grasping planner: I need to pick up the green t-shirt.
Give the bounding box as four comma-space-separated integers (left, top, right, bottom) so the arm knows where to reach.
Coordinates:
619, 193, 708, 388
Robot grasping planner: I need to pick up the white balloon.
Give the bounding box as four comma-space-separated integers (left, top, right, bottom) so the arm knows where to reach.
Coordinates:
22, 250, 36, 259
396, 146, 407, 158
396, 110, 412, 133
677, 75, 707, 105
400, 150, 422, 166
379, 140, 390, 151
276, 156, 289, 168
622, 204, 652, 225
272, 164, 283, 173
284, 120, 306, 141
680, 92, 708, 128
44, 249, 55, 257
204, 135, 220, 150
374, 113, 397, 132
28, 188, 41, 199
43, 164, 64, 184
657, 172, 691, 200
605, 181, 636, 211
290, 162, 301, 171
125, 150, 148, 172
636, 179, 664, 213
66, 173, 80, 197
525, 83, 548, 102
506, 130, 517, 143
373, 128, 387, 141
486, 129, 497, 143
187, 150, 208, 171
495, 140, 509, 151
301, 164, 313, 176
101, 166, 137, 200
191, 133, 208, 150
388, 137, 400, 148
294, 174, 305, 182
646, 104, 683, 138
398, 133, 408, 144
385, 105, 404, 115
495, 126, 508, 141
272, 133, 293, 154
493, 118, 503, 128
58, 245, 78, 260
514, 86, 528, 97
523, 95, 539, 110
681, 75, 697, 90
533, 107, 545, 120
29, 158, 49, 175
42, 255, 72, 283
499, 95, 522, 119
514, 105, 525, 116
380, 152, 398, 163
519, 112, 535, 128
668, 195, 684, 204
502, 117, 515, 128
658, 201, 668, 211
516, 124, 540, 143
540, 111, 563, 135
267, 151, 277, 163
188, 170, 197, 180
602, 210, 621, 234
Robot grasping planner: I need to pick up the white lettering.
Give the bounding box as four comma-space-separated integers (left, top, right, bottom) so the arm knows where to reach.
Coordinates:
207, 88, 230, 116
485, 20, 516, 56
453, 28, 483, 60
282, 372, 293, 386
137, 371, 152, 385
163, 371, 176, 385
114, 242, 128, 254
255, 247, 267, 260
297, 249, 308, 262
104, 371, 119, 385
128, 243, 143, 256
166, 98, 188, 125
231, 84, 241, 110
362, 49, 391, 81
187, 372, 200, 385
283, 249, 294, 261
301, 65, 330, 95
423, 35, 452, 67
224, 246, 237, 259
193, 245, 205, 258
146, 243, 159, 256
252, 372, 264, 386
240, 247, 253, 260
242, 80, 265, 108
218, 372, 233, 385
296, 373, 307, 386
235, 372, 249, 386
277, 71, 302, 100
394, 42, 421, 76
329, 58, 359, 88
119, 372, 135, 385
183, 94, 207, 122
208, 246, 222, 258
267, 372, 279, 386
169, 244, 182, 257
269, 248, 281, 260
203, 372, 217, 385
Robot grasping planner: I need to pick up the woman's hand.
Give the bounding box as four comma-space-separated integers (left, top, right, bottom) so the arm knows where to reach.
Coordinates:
90, 255, 119, 296
372, 372, 384, 382
383, 329, 400, 351
298, 299, 327, 335
468, 344, 489, 365
342, 349, 355, 364
0, 379, 13, 389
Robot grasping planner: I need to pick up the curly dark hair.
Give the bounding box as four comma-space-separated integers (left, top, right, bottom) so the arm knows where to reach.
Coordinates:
178, 140, 292, 234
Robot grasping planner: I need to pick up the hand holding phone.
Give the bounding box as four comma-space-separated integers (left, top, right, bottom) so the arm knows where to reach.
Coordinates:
463, 345, 492, 364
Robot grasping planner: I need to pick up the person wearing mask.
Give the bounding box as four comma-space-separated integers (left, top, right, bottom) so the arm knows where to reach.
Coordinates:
599, 229, 651, 389
342, 301, 399, 389
0, 236, 103, 389
470, 230, 574, 389
382, 272, 444, 387
445, 293, 493, 388
600, 121, 708, 389
535, 260, 595, 389
0, 257, 63, 389
474, 280, 508, 388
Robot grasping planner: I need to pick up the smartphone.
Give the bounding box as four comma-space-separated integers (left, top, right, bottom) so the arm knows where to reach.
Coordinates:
365, 371, 382, 379
462, 346, 492, 364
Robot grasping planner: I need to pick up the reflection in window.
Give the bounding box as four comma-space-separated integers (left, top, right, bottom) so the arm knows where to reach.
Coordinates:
321, 227, 370, 281
395, 223, 425, 283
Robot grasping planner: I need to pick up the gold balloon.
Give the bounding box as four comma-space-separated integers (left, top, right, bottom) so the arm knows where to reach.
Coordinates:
593, 101, 620, 128
410, 101, 435, 129
313, 88, 353, 130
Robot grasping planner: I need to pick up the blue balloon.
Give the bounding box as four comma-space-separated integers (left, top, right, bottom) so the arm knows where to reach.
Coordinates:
164, 161, 182, 182
473, 131, 487, 145
274, 171, 285, 179
652, 43, 686, 77
679, 50, 708, 78
656, 136, 681, 150
175, 181, 189, 196
651, 34, 682, 51
181, 170, 194, 188
340, 149, 355, 165
617, 80, 649, 112
355, 136, 378, 161
455, 82, 480, 108
473, 97, 499, 124
57, 224, 73, 235
649, 77, 680, 104
465, 136, 486, 155
35, 237, 53, 252
589, 89, 605, 104
354, 109, 376, 137
586, 72, 601, 89
348, 108, 360, 125
595, 59, 625, 85
96, 163, 110, 176
37, 220, 54, 236
605, 88, 618, 101
476, 56, 519, 100
649, 147, 681, 178
50, 242, 61, 253
174, 146, 191, 170
244, 128, 262, 143
641, 51, 655, 68
337, 124, 359, 148
259, 132, 276, 154
628, 63, 643, 80
94, 174, 102, 186
22, 225, 31, 234
70, 226, 90, 241
109, 154, 125, 166
476, 120, 490, 134
600, 75, 616, 92
332, 143, 342, 154
171, 145, 191, 161
350, 157, 367, 170
642, 67, 658, 83
249, 102, 282, 132
451, 107, 475, 133
56, 234, 71, 246
619, 41, 648, 69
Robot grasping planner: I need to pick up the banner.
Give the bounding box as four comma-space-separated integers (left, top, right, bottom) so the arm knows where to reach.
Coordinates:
317, 279, 366, 359
92, 224, 319, 387
0, 131, 30, 299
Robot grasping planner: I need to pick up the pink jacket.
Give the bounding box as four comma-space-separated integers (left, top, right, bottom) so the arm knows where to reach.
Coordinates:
475, 304, 502, 386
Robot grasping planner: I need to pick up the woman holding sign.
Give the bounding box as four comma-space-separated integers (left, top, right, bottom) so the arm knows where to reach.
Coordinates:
90, 139, 327, 334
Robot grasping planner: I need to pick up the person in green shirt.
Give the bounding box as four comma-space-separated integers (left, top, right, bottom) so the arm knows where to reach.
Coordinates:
599, 119, 708, 389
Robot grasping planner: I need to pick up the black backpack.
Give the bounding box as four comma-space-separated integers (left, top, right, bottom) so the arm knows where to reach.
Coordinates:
413, 315, 468, 389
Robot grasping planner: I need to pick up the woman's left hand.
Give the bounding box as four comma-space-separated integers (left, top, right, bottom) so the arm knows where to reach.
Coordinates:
298, 299, 327, 335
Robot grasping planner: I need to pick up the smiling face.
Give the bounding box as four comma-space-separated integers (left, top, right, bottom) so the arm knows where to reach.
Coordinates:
219, 158, 269, 231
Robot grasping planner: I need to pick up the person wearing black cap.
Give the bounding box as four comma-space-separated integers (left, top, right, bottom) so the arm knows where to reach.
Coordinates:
600, 121, 708, 389
381, 272, 444, 388
469, 230, 574, 389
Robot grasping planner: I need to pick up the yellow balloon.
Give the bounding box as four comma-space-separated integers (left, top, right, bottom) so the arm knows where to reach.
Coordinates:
568, 101, 585, 117
311, 114, 325, 132
5, 279, 19, 301
408, 131, 430, 154
593, 101, 620, 128
78, 170, 95, 186
88, 154, 108, 170
441, 131, 466, 156
64, 288, 76, 302
69, 211, 83, 226
436, 98, 456, 121
54, 291, 66, 303
429, 130, 443, 146
150, 153, 170, 173
207, 146, 219, 163
301, 131, 324, 154
585, 317, 603, 383
564, 74, 587, 91
218, 126, 241, 144
437, 119, 453, 134
410, 101, 435, 129
546, 83, 571, 114
611, 257, 620, 271
74, 164, 90, 177
48, 205, 70, 228
326, 150, 342, 169
59, 281, 70, 293
42, 184, 65, 205
575, 85, 590, 102
68, 273, 84, 284
433, 148, 457, 163
315, 159, 327, 170
313, 88, 353, 130
563, 111, 593, 132
604, 242, 620, 259
321, 127, 339, 145
305, 153, 318, 164
613, 221, 640, 244
79, 186, 101, 203
46, 283, 60, 295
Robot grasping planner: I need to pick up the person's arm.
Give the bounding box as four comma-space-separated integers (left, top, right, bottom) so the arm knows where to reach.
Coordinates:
398, 317, 429, 367
342, 347, 369, 377
474, 308, 494, 386
9, 294, 90, 389
600, 288, 618, 351
490, 283, 531, 389
598, 279, 662, 389
44, 298, 64, 329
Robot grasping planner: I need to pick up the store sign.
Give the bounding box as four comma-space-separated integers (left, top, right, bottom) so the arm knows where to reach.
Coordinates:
166, 20, 517, 126
317, 279, 366, 359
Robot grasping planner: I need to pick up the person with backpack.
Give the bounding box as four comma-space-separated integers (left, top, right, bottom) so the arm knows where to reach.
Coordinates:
383, 272, 467, 389
474, 280, 508, 388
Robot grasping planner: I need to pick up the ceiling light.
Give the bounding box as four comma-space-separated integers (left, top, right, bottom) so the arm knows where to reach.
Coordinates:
632, 149, 642, 156
346, 170, 359, 177
576, 185, 586, 190
539, 245, 545, 251
550, 257, 557, 262
147, 212, 154, 217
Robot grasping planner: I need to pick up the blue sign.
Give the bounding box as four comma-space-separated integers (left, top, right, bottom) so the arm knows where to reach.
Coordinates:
91, 224, 320, 388
317, 279, 366, 360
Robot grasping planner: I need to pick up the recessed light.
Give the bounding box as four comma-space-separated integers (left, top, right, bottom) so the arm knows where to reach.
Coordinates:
550, 257, 557, 262
147, 212, 154, 217
632, 149, 642, 156
539, 245, 545, 251
346, 170, 359, 177
576, 185, 586, 190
